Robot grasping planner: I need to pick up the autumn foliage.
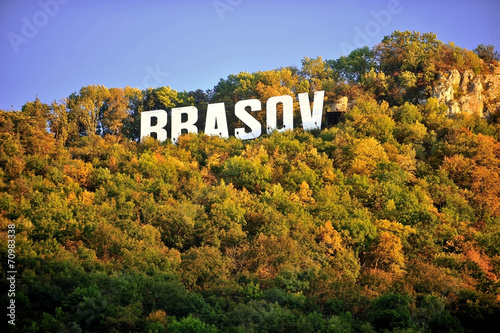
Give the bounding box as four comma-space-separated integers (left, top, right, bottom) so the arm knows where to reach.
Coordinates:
1, 31, 500, 332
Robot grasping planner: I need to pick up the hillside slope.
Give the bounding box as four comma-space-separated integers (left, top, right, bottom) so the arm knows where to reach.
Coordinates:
1, 31, 500, 332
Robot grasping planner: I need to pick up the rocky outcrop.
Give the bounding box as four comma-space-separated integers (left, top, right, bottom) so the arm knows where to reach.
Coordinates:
332, 96, 349, 112
433, 69, 461, 104
433, 66, 500, 117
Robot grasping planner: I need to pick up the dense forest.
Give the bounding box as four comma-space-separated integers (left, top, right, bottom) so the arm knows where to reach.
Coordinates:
1, 31, 500, 332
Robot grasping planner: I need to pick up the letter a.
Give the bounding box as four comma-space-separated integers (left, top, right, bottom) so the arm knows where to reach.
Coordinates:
204, 103, 229, 138
7, 32, 29, 53
213, 0, 234, 21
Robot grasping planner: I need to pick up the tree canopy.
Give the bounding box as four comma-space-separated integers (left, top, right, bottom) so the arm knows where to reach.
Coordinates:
1, 31, 499, 332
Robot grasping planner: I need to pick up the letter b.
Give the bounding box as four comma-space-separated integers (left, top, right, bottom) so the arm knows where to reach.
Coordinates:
371, 9, 391, 27
38, 0, 60, 17
353, 26, 370, 47
140, 110, 168, 142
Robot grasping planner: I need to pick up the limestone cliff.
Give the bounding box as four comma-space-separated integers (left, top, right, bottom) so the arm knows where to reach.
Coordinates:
432, 65, 500, 117
332, 96, 349, 112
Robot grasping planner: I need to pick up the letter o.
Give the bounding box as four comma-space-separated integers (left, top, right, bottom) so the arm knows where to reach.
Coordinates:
33, 11, 49, 27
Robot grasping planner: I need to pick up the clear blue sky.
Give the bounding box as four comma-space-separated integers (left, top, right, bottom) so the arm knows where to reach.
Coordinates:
1, 0, 499, 111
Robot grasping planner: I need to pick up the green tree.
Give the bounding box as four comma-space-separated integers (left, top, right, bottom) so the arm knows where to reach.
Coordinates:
122, 86, 144, 141
367, 293, 412, 331
167, 315, 219, 333
473, 44, 500, 63
375, 30, 441, 78
22, 97, 50, 128
328, 46, 376, 83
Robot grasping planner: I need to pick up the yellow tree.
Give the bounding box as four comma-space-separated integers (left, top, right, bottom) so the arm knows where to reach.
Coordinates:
350, 137, 389, 176
300, 56, 335, 93
102, 87, 129, 136
67, 85, 110, 136
49, 100, 70, 144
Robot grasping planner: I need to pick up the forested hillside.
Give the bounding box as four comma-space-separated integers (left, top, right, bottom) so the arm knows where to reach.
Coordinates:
1, 31, 500, 332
